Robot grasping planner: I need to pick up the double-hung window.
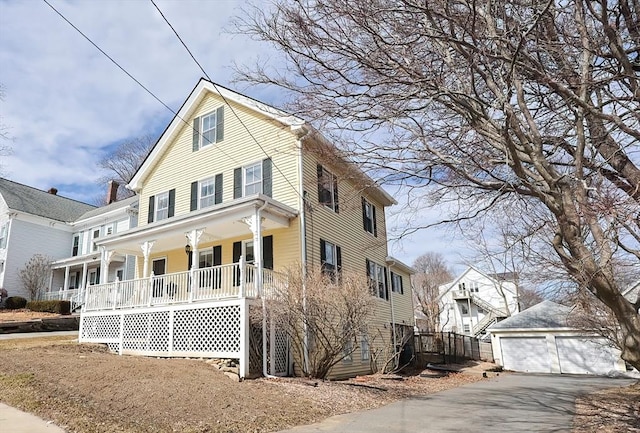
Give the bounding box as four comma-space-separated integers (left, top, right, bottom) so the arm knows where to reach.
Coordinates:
92, 228, 100, 252
360, 334, 370, 361
192, 106, 224, 151
155, 192, 169, 221
366, 259, 388, 300
317, 164, 339, 212
72, 234, 80, 256
390, 271, 404, 294
244, 162, 262, 196
362, 197, 377, 236
200, 177, 216, 208
233, 159, 272, 198
320, 239, 342, 279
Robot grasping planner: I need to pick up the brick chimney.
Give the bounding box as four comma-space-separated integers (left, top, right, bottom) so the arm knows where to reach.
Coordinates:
107, 180, 119, 204
47, 187, 58, 195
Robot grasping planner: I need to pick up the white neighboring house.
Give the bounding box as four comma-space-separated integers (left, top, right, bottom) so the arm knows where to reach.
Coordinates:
489, 300, 628, 375
438, 267, 519, 338
46, 193, 139, 309
0, 178, 95, 300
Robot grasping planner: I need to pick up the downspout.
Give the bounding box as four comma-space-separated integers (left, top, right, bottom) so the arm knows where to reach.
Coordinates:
255, 200, 277, 379
296, 125, 311, 375
386, 259, 398, 366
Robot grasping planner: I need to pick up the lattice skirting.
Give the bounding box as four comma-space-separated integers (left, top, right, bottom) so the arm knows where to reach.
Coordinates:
80, 299, 247, 362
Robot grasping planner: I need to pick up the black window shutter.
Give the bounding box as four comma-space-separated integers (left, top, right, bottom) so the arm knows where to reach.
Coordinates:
148, 195, 155, 223
190, 182, 198, 211
233, 167, 242, 199
320, 239, 327, 272
384, 266, 390, 300
168, 189, 175, 218
317, 164, 324, 204
215, 106, 224, 142
233, 241, 242, 263
336, 245, 342, 274
212, 245, 222, 266
365, 259, 371, 277
214, 174, 223, 204
192, 116, 200, 152
399, 274, 404, 294
362, 197, 368, 231
372, 204, 377, 237
390, 271, 397, 293
263, 158, 272, 197
232, 241, 241, 286
263, 235, 273, 270
333, 173, 339, 213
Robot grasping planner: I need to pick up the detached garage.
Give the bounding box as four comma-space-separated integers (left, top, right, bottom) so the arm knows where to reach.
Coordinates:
489, 301, 626, 375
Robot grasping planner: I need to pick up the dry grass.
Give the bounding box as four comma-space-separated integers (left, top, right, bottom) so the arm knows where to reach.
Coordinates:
573, 382, 640, 432
0, 308, 61, 322
0, 336, 482, 433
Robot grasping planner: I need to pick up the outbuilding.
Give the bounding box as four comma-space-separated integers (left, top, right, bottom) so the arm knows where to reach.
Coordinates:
489, 301, 627, 375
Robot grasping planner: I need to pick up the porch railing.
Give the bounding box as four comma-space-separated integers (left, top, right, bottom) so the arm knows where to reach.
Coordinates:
44, 288, 83, 311
84, 263, 286, 312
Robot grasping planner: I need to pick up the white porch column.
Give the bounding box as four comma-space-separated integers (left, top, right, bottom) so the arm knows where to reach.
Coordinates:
99, 247, 116, 284
63, 266, 70, 291
185, 229, 204, 270
243, 209, 263, 297
141, 241, 155, 278
80, 262, 88, 290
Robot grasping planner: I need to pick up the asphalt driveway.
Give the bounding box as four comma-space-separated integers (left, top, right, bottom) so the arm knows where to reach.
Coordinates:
278, 373, 635, 433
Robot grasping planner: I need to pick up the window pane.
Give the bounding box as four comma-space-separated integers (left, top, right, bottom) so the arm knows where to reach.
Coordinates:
201, 112, 216, 146
199, 251, 213, 268
156, 192, 169, 221
200, 178, 215, 208
325, 242, 335, 265
244, 163, 262, 195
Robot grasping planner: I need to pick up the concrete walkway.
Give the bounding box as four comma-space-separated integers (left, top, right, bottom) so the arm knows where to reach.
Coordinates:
0, 403, 66, 432
278, 373, 635, 433
0, 330, 77, 340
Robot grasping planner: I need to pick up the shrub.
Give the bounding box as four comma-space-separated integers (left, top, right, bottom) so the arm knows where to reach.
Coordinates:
25, 300, 71, 315
5, 296, 28, 310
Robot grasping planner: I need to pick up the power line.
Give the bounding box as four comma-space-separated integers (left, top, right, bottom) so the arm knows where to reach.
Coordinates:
149, 0, 305, 200
41, 0, 242, 168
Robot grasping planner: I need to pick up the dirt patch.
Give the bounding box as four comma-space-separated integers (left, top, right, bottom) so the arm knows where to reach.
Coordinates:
0, 308, 62, 322
0, 336, 483, 433
573, 382, 640, 432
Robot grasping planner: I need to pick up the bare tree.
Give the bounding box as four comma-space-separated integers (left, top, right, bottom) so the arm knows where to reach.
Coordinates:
235, 0, 640, 370
0, 84, 14, 175
19, 254, 52, 301
267, 267, 375, 379
97, 135, 155, 203
412, 252, 453, 332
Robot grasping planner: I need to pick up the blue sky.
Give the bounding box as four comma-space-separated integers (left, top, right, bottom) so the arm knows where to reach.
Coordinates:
0, 0, 474, 272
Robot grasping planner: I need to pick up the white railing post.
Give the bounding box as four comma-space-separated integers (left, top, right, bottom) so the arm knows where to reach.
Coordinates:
189, 268, 195, 302
148, 272, 154, 307
239, 255, 245, 298
112, 282, 118, 310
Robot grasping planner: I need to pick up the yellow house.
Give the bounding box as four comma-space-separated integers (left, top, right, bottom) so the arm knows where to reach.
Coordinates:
79, 79, 415, 379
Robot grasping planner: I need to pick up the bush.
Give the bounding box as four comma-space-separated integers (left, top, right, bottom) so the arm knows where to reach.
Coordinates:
25, 300, 71, 315
5, 296, 28, 310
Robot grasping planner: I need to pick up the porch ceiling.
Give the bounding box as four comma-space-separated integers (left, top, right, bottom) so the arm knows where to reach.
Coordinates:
96, 195, 298, 255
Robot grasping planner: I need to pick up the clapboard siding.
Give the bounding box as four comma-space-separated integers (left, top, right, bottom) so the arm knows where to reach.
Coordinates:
138, 93, 301, 228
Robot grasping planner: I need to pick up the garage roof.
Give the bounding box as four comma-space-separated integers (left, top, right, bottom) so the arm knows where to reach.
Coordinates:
490, 300, 572, 330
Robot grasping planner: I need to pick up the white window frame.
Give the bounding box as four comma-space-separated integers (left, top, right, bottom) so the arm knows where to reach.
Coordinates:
92, 228, 100, 252
199, 249, 214, 268
155, 191, 169, 221
391, 272, 403, 294
363, 198, 375, 235
89, 269, 98, 286
116, 269, 124, 282
319, 166, 337, 211
343, 339, 353, 363
243, 240, 255, 265
322, 240, 337, 273
368, 260, 387, 299
244, 162, 262, 196
201, 111, 217, 147
199, 177, 216, 209
72, 234, 80, 256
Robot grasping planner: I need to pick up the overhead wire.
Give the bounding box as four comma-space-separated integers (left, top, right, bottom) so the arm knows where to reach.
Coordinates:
149, 0, 306, 200
41, 0, 243, 168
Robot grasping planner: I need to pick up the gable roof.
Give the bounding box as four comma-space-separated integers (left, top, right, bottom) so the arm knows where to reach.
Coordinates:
126, 79, 396, 206
128, 79, 305, 191
438, 266, 516, 300
489, 300, 572, 330
76, 195, 138, 222
0, 178, 95, 223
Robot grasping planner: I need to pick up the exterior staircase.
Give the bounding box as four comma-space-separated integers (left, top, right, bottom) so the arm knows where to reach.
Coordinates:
469, 294, 508, 337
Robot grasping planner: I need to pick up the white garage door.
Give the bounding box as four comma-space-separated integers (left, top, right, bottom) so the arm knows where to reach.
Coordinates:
501, 337, 551, 373
556, 337, 618, 375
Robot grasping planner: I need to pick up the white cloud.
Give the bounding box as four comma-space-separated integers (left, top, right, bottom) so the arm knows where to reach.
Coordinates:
0, 0, 476, 269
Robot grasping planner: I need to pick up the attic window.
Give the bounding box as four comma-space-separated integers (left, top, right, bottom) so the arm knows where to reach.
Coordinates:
192, 106, 224, 151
